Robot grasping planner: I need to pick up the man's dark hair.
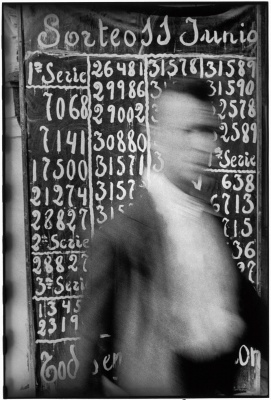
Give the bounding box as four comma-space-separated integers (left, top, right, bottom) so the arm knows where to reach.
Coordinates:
164, 77, 211, 103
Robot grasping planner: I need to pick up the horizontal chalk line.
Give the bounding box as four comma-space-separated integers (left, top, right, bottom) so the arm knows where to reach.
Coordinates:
205, 169, 256, 173
26, 50, 256, 61
32, 250, 87, 255
36, 337, 81, 344
27, 85, 88, 90
33, 295, 84, 301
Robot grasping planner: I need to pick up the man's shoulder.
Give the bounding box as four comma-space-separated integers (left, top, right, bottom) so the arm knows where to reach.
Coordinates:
95, 189, 160, 243
126, 189, 158, 225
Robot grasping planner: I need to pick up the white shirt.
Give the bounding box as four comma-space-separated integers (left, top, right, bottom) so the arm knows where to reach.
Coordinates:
147, 171, 245, 360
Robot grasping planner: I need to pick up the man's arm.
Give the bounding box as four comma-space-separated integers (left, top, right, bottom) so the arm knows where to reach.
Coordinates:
74, 228, 116, 397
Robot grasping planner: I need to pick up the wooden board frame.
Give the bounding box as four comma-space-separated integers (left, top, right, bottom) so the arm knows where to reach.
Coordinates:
17, 4, 36, 396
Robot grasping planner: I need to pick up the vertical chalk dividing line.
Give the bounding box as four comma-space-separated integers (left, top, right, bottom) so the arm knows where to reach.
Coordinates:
144, 56, 151, 186
87, 56, 94, 237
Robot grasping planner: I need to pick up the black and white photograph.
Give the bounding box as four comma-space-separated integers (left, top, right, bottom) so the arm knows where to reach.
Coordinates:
3, 2, 269, 398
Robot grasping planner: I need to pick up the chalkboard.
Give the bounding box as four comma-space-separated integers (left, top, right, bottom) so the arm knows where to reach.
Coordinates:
18, 3, 266, 396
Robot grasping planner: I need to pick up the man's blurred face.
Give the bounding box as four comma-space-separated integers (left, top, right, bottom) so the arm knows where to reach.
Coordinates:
156, 91, 218, 186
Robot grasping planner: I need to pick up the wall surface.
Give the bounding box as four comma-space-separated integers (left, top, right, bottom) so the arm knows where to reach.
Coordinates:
4, 5, 35, 398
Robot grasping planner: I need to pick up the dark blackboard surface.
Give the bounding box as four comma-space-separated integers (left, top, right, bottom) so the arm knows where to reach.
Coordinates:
19, 2, 266, 396
22, 3, 258, 55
